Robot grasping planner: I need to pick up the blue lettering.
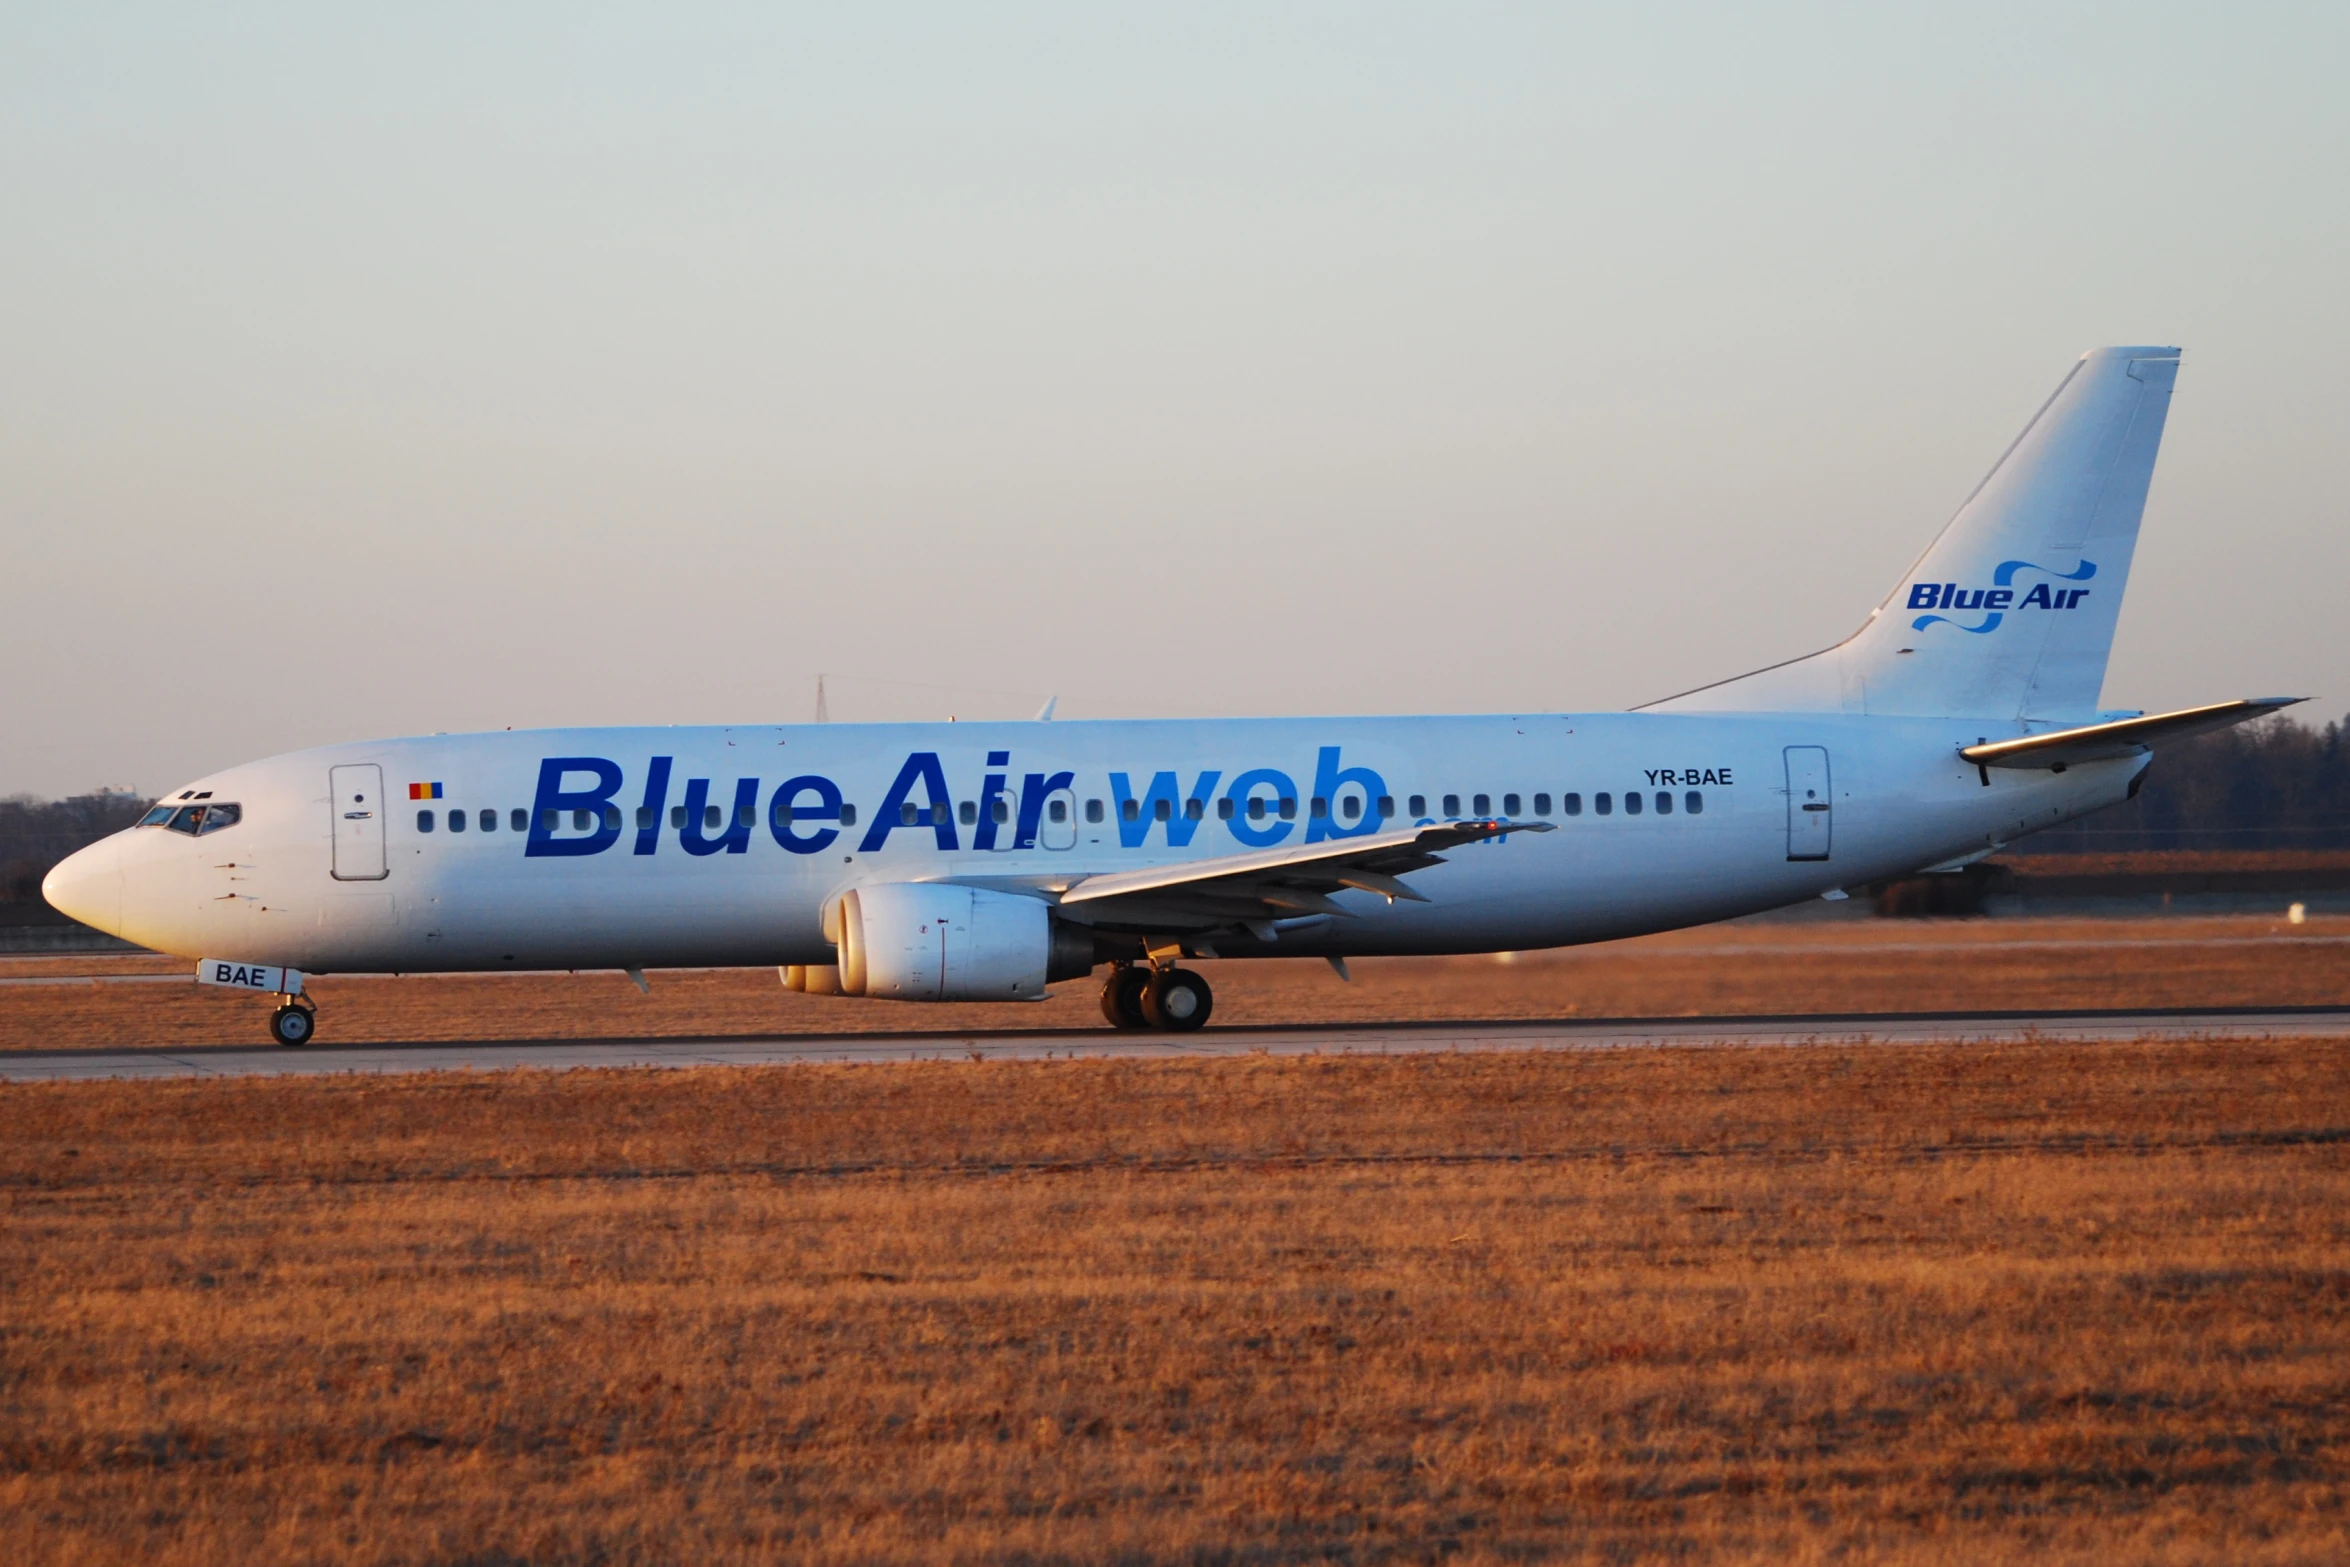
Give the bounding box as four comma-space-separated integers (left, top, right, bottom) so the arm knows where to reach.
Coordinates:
1222, 768, 1297, 848
1307, 747, 1387, 843
1984, 589, 2013, 610
1013, 770, 1076, 848
2020, 583, 2053, 608
679, 777, 758, 855
769, 775, 843, 855
1906, 583, 1941, 609
633, 756, 672, 856
525, 758, 624, 858
975, 768, 1010, 851
1111, 770, 1220, 849
858, 753, 959, 853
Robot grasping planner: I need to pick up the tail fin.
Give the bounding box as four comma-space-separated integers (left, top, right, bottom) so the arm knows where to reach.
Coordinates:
1647, 346, 2180, 720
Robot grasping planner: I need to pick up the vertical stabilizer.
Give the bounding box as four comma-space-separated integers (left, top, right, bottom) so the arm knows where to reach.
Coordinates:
1647, 347, 2180, 720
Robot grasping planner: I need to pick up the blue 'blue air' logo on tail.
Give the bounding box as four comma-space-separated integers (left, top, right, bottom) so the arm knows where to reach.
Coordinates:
1908, 559, 2097, 633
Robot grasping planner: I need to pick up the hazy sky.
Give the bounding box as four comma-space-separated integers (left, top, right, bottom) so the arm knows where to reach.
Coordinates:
6, 3, 2346, 798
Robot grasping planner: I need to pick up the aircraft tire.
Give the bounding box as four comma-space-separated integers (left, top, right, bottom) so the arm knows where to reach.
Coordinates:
1101, 967, 1150, 1030
269, 1004, 315, 1048
1141, 968, 1213, 1032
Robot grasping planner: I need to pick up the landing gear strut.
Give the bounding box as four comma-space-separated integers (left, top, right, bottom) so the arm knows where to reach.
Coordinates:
269, 998, 316, 1047
1099, 964, 1213, 1032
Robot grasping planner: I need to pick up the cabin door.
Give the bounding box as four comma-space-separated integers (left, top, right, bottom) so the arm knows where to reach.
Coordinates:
330, 764, 389, 880
1784, 746, 1833, 861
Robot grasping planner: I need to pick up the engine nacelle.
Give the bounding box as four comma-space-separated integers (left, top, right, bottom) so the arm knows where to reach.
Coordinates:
835, 884, 1094, 1001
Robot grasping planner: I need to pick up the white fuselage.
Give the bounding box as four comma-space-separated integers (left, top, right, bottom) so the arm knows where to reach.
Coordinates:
52, 711, 2138, 975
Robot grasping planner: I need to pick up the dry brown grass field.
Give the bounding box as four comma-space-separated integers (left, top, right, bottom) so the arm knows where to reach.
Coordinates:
5, 1034, 2349, 1564
5, 913, 2348, 1052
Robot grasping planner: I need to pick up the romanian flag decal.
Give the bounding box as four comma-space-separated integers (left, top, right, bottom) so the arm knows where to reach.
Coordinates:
408, 782, 443, 800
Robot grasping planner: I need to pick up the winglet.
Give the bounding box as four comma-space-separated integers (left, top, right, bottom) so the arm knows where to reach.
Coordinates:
1034, 696, 1057, 721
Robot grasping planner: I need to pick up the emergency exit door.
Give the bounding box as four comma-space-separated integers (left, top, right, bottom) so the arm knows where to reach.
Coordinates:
1784, 746, 1832, 861
330, 764, 389, 880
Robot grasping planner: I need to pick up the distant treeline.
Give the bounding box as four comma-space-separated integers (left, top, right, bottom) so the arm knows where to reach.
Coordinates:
1, 792, 149, 918
2025, 710, 2350, 854
4, 713, 2349, 918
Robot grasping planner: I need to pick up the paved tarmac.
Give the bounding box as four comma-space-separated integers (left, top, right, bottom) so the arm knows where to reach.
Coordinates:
5, 1007, 2348, 1083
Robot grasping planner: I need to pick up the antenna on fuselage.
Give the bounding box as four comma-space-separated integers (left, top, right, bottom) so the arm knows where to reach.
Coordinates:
815, 674, 829, 723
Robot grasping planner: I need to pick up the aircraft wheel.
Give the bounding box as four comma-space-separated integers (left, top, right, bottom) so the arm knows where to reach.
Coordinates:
269, 1004, 316, 1048
1142, 968, 1213, 1032
1101, 966, 1150, 1029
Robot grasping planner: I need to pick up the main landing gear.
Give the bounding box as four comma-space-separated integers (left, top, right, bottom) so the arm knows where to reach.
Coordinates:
1100, 963, 1213, 1033
269, 996, 316, 1047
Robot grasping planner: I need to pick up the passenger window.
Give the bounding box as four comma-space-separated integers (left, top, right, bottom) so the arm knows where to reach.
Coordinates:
1534, 793, 1552, 816
1409, 795, 1426, 817
636, 807, 653, 830
448, 807, 467, 833
418, 809, 436, 832
1049, 799, 1068, 823
1655, 791, 1672, 815
1685, 790, 1703, 815
839, 805, 857, 826
1154, 799, 1172, 822
1473, 793, 1491, 817
932, 802, 949, 826
1624, 791, 1643, 816
480, 808, 497, 832
1442, 794, 1460, 817
1248, 798, 1265, 820
1217, 797, 1235, 820
1595, 793, 1612, 816
1122, 799, 1140, 823
900, 802, 918, 826
960, 801, 977, 826
1085, 799, 1103, 824
1279, 797, 1296, 820
1310, 797, 1328, 819
992, 799, 1010, 824
604, 805, 622, 831
1503, 793, 1520, 816
670, 806, 685, 829
739, 802, 756, 828
1186, 798, 1204, 821
1377, 795, 1393, 819
1340, 795, 1359, 821
1563, 793, 1581, 816
570, 809, 590, 831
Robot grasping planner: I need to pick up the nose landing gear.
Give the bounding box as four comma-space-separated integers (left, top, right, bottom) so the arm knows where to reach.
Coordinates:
1099, 963, 1213, 1032
268, 997, 316, 1047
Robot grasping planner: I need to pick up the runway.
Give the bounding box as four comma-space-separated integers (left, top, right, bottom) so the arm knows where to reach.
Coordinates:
6, 1006, 2349, 1083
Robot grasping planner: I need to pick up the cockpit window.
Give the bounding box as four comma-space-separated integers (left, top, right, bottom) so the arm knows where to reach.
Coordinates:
161, 802, 242, 836
139, 805, 176, 827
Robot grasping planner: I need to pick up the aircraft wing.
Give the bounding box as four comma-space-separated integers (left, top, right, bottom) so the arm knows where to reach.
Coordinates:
1960, 697, 2303, 770
1054, 818, 1553, 932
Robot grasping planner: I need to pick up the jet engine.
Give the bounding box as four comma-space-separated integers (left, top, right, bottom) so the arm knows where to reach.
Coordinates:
830, 884, 1095, 1001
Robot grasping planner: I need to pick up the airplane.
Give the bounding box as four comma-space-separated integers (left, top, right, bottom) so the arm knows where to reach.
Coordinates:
44, 346, 2298, 1047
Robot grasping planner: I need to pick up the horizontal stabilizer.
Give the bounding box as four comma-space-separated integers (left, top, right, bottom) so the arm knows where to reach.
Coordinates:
1056, 818, 1551, 930
1960, 697, 2302, 770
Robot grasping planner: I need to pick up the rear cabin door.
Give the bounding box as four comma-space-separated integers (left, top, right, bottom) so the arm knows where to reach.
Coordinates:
1784, 746, 1832, 861
330, 764, 389, 880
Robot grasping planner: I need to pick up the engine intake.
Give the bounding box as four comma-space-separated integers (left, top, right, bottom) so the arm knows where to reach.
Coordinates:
835, 884, 1093, 1001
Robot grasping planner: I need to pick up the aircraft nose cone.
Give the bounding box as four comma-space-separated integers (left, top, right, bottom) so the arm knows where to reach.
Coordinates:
42, 837, 124, 936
